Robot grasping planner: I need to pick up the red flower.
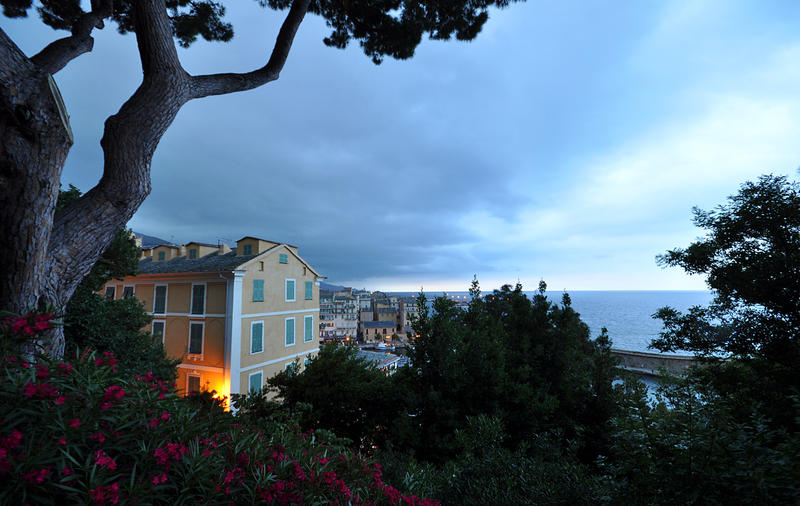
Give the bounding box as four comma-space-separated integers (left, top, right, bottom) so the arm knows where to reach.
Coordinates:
54, 396, 66, 405
69, 418, 81, 428
35, 365, 49, 379
21, 467, 51, 485
93, 450, 117, 470
23, 382, 37, 398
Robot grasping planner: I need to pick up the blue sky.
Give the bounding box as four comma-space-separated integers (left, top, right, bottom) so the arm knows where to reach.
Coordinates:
4, 1, 800, 291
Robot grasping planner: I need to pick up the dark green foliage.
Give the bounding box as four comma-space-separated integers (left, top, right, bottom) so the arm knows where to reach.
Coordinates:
1, 0, 233, 47
653, 174, 800, 363
382, 415, 611, 505
405, 280, 622, 464
606, 372, 800, 504
4, 0, 518, 63
604, 174, 800, 504
267, 343, 400, 449
64, 289, 178, 380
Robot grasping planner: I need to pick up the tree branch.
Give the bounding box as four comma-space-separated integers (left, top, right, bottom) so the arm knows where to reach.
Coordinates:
189, 0, 311, 99
30, 0, 113, 75
134, 0, 184, 77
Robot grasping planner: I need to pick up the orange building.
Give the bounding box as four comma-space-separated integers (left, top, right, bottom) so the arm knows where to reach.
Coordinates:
103, 236, 321, 399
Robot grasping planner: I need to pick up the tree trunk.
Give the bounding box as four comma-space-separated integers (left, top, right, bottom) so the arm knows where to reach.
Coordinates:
0, 30, 73, 356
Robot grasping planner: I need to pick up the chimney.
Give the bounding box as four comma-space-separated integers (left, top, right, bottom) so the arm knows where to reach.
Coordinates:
218, 243, 231, 255
179, 245, 187, 257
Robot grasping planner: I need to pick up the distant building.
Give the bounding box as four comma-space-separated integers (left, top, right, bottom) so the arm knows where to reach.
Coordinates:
319, 294, 358, 341
101, 236, 321, 400
361, 320, 396, 343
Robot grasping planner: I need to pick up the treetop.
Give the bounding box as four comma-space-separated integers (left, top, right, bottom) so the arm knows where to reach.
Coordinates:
3, 0, 518, 62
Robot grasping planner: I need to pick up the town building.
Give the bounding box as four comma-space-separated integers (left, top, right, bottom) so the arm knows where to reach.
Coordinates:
319, 294, 358, 341
361, 320, 396, 343
102, 236, 321, 400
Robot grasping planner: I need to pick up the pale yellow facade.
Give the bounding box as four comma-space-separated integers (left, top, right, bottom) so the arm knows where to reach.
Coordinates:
103, 237, 321, 401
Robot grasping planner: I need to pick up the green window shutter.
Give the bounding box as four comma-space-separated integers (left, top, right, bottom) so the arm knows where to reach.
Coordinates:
243, 244, 252, 255
251, 322, 263, 353
249, 372, 262, 393
154, 286, 167, 313
189, 323, 203, 354
191, 285, 205, 314
305, 281, 313, 300
304, 315, 313, 342
285, 318, 295, 346
286, 280, 295, 301
158, 251, 165, 261
279, 253, 288, 264
189, 249, 197, 259
253, 279, 264, 302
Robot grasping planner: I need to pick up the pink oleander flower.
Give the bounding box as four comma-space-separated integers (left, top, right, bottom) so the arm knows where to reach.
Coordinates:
54, 396, 66, 405
69, 418, 81, 428
23, 382, 37, 398
93, 450, 117, 470
21, 467, 51, 485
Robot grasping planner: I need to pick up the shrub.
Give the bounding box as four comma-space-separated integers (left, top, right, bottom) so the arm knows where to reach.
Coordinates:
0, 311, 439, 505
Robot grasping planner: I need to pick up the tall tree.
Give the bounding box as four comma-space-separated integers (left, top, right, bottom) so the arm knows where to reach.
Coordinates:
652, 173, 800, 429
0, 0, 520, 357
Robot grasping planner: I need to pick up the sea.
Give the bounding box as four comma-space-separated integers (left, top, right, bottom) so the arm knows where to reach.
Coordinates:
390, 290, 714, 356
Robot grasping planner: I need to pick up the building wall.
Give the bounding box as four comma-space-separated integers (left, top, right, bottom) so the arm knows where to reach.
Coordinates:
237, 247, 319, 393
104, 276, 228, 396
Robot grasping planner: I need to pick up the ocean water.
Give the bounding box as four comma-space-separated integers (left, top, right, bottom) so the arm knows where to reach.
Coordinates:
395, 290, 713, 355
566, 291, 713, 354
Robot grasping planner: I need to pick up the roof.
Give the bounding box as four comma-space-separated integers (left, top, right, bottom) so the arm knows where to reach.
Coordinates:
135, 232, 174, 249
138, 250, 256, 274
363, 321, 395, 329
185, 241, 217, 247
238, 236, 297, 248
357, 350, 401, 368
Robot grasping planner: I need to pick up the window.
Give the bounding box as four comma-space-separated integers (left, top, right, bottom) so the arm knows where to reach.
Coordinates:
248, 371, 262, 393
104, 286, 115, 300
158, 251, 165, 261
122, 286, 134, 299
251, 321, 264, 354
252, 279, 264, 302
285, 362, 296, 372
305, 281, 313, 300
189, 248, 197, 259
304, 355, 311, 367
285, 317, 295, 346
189, 322, 203, 354
243, 244, 252, 255
191, 284, 205, 315
285, 279, 295, 302
279, 253, 288, 264
152, 321, 165, 341
304, 315, 313, 343
153, 285, 167, 314
188, 375, 201, 394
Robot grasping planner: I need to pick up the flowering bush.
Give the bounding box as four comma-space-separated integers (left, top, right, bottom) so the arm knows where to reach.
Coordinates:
0, 312, 439, 505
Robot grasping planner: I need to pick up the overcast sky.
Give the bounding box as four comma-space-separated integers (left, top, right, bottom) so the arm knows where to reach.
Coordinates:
5, 1, 800, 291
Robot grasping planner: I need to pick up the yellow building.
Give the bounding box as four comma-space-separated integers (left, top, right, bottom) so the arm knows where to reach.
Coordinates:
103, 236, 321, 399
